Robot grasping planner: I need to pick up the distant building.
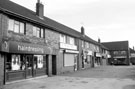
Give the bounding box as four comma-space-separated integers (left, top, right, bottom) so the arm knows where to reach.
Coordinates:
102, 41, 130, 65
130, 48, 135, 65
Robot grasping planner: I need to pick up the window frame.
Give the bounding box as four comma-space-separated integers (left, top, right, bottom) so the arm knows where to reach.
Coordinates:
8, 18, 25, 34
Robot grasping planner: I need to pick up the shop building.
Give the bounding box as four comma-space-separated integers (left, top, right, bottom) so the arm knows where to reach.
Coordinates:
100, 44, 110, 66
78, 27, 102, 69
0, 0, 81, 84
59, 34, 79, 73
98, 39, 111, 66
102, 41, 130, 65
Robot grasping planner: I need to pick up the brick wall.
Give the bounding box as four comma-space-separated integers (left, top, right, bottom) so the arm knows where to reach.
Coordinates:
0, 54, 4, 89
45, 29, 59, 49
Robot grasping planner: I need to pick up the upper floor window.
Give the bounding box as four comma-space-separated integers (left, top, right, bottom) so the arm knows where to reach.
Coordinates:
82, 41, 84, 47
114, 51, 126, 55
8, 19, 25, 34
69, 37, 75, 45
121, 51, 126, 54
41, 28, 44, 38
86, 42, 89, 48
32, 26, 44, 38
60, 34, 66, 43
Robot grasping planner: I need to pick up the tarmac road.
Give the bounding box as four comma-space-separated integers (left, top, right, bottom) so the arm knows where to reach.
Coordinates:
4, 66, 135, 89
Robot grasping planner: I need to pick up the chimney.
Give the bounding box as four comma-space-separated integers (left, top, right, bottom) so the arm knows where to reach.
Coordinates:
133, 46, 134, 50
81, 26, 85, 35
36, 0, 44, 18
98, 38, 101, 43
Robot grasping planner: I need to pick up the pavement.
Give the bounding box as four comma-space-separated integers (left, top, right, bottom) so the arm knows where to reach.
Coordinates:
4, 66, 135, 89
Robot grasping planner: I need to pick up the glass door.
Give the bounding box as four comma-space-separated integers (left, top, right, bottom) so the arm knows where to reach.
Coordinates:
26, 55, 33, 78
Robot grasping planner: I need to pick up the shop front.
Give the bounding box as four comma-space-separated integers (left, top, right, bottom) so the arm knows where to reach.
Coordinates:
5, 41, 51, 82
82, 50, 93, 69
59, 43, 79, 73
94, 52, 102, 67
113, 56, 127, 65
64, 50, 79, 71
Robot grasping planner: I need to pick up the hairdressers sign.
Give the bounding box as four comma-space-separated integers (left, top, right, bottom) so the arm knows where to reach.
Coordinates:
9, 41, 50, 54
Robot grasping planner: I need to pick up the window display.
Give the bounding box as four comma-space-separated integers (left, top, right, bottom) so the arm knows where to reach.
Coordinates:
6, 54, 25, 72
34, 55, 43, 69
12, 55, 20, 70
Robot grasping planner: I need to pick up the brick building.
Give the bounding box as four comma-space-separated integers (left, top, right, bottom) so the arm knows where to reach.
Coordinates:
0, 0, 103, 87
102, 41, 130, 65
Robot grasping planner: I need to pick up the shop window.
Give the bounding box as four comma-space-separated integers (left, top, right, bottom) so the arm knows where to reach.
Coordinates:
8, 18, 25, 34
34, 55, 44, 69
6, 54, 25, 72
83, 53, 90, 64
64, 54, 74, 66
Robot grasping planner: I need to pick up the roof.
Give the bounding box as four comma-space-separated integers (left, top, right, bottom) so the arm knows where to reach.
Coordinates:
0, 0, 81, 38
100, 44, 108, 50
0, 0, 100, 45
102, 41, 129, 51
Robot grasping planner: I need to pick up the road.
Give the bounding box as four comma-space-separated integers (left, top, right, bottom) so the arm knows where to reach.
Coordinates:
4, 66, 135, 89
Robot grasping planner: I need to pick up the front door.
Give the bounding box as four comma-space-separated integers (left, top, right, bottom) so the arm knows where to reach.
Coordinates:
26, 55, 33, 77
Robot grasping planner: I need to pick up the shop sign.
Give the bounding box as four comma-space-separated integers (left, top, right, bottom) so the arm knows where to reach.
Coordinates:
65, 50, 79, 54
113, 56, 126, 58
60, 43, 77, 50
0, 41, 9, 52
131, 53, 135, 57
96, 53, 101, 57
87, 51, 93, 55
9, 41, 50, 54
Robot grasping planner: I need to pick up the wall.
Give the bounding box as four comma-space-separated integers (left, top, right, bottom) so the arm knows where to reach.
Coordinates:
0, 54, 4, 89
78, 39, 83, 70
45, 29, 60, 74
45, 29, 59, 49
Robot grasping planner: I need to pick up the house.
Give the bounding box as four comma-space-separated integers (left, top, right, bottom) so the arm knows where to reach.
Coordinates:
102, 41, 130, 65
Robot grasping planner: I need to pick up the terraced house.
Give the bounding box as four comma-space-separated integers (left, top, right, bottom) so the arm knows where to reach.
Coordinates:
0, 0, 104, 87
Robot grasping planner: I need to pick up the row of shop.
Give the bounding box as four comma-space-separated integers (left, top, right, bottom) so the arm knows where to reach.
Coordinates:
0, 0, 106, 87
0, 40, 104, 84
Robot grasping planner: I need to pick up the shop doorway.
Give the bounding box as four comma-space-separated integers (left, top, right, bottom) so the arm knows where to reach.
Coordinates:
52, 55, 57, 75
25, 55, 33, 78
46, 55, 49, 75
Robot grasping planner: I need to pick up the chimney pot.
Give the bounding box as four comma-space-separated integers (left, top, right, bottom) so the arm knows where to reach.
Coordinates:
81, 26, 85, 35
98, 38, 101, 43
36, 0, 44, 18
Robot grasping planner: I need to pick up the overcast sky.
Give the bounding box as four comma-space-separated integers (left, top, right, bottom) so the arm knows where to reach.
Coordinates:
10, 0, 135, 48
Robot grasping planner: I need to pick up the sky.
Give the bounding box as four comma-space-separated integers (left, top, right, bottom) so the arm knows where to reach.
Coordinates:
10, 0, 135, 48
